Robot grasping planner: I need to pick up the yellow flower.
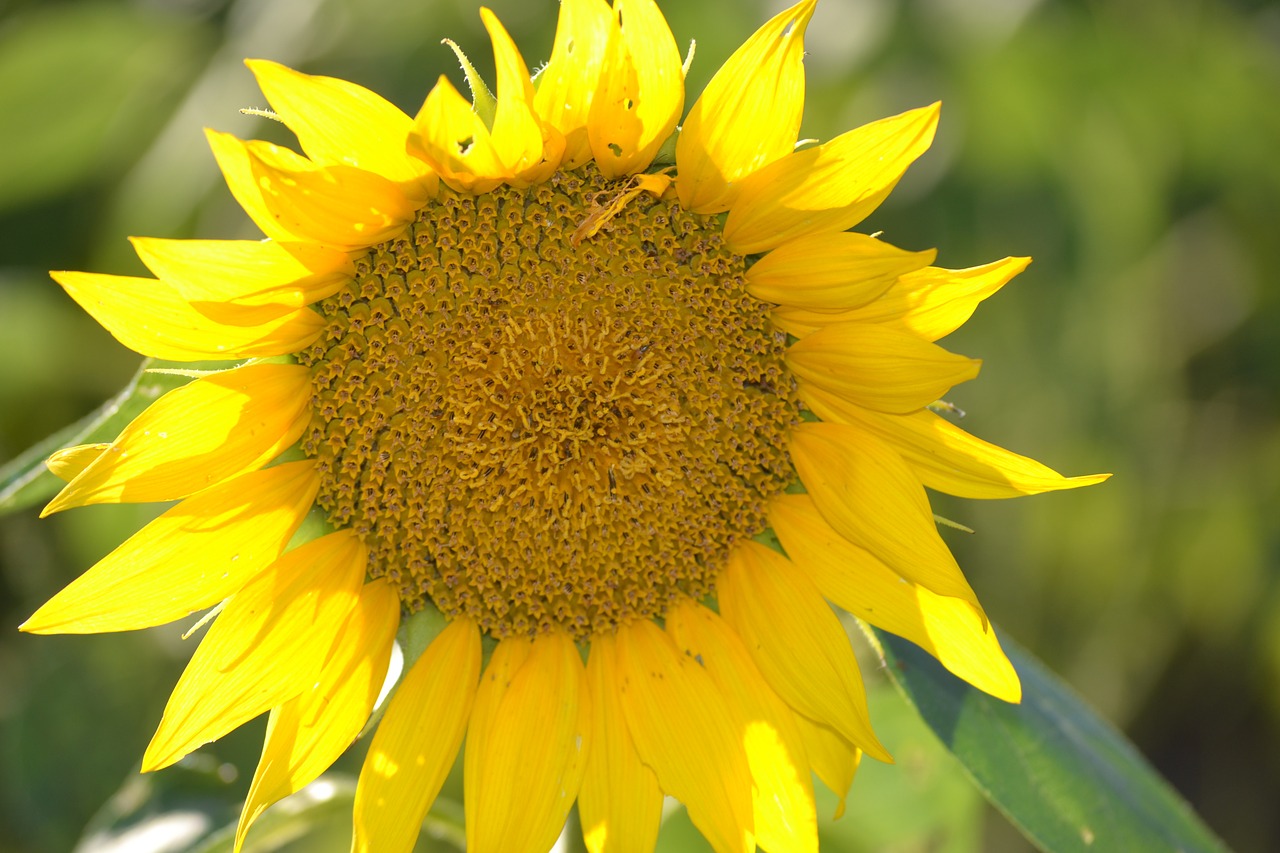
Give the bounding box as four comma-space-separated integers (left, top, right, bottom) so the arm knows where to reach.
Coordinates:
24, 2, 1108, 852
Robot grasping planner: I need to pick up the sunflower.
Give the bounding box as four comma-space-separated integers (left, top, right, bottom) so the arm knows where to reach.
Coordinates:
23, 1, 1107, 851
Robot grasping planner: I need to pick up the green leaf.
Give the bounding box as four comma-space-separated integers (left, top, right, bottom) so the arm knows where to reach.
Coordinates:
873, 626, 1229, 853
0, 358, 200, 514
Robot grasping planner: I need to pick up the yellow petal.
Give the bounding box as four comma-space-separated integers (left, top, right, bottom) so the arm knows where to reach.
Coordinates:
246, 59, 436, 200
770, 493, 1020, 702
481, 8, 564, 186
667, 599, 818, 853
130, 237, 352, 325
747, 232, 935, 311
614, 619, 755, 853
589, 0, 684, 178
788, 421, 982, 609
790, 714, 860, 820
676, 0, 815, 213
235, 579, 400, 852
786, 321, 980, 415
844, 256, 1031, 341
579, 633, 663, 853
777, 256, 1031, 341
801, 384, 1110, 499
142, 530, 367, 772
46, 444, 109, 481
465, 632, 591, 853
42, 363, 312, 515
51, 271, 324, 361
23, 461, 318, 634
206, 129, 414, 250
768, 305, 836, 339
409, 75, 508, 194
533, 0, 614, 169
206, 128, 293, 243
723, 104, 940, 254
719, 542, 891, 764
353, 617, 480, 853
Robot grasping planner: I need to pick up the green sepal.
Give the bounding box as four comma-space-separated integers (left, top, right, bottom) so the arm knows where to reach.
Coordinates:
751, 525, 785, 555
399, 603, 451, 671
442, 38, 496, 131
652, 130, 678, 167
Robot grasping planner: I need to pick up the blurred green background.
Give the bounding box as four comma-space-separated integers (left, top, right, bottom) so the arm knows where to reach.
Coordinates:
1, 0, 1278, 850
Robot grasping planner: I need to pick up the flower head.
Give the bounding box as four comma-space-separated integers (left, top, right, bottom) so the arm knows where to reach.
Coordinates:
24, 2, 1107, 851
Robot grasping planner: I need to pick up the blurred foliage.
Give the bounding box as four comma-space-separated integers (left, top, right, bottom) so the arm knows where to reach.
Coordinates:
1, 0, 1278, 851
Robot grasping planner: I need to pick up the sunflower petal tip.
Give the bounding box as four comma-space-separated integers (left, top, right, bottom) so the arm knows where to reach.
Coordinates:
39, 491, 72, 518
139, 741, 171, 774
202, 126, 228, 147
861, 733, 894, 765
245, 58, 280, 85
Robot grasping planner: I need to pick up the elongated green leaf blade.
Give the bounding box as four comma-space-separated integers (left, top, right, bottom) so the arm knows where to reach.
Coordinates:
0, 359, 200, 513
873, 626, 1229, 853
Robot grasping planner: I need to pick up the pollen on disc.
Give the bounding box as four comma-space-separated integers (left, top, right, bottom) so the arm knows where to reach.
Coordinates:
299, 165, 800, 640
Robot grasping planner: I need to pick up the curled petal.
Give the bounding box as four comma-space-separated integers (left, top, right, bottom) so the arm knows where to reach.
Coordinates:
791, 714, 860, 819
773, 256, 1031, 340
206, 130, 414, 250
534, 0, 614, 168
481, 8, 565, 185
247, 59, 436, 200
409, 75, 508, 193
46, 444, 108, 482
724, 104, 940, 254
589, 0, 684, 178
676, 0, 815, 213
